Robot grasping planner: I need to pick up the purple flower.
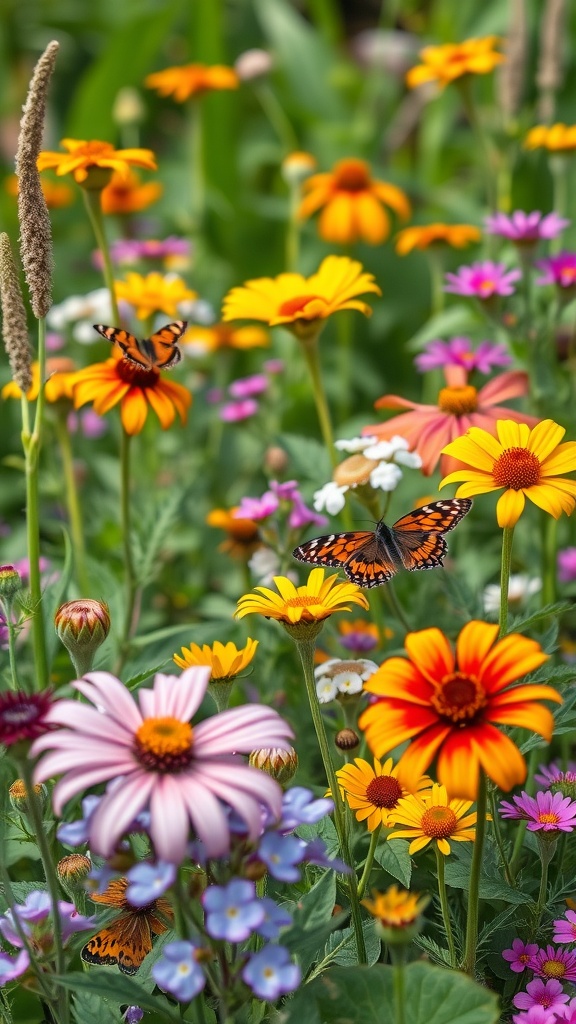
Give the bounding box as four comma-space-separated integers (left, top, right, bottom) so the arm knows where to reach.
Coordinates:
553, 911, 576, 945
0, 949, 30, 983
219, 398, 259, 422
514, 1009, 563, 1024
535, 253, 576, 290
263, 358, 284, 374
202, 880, 265, 942
255, 898, 293, 939
257, 832, 307, 882
46, 332, 65, 351
529, 946, 576, 982
444, 261, 522, 298
514, 978, 570, 1013
229, 374, 269, 398
126, 861, 176, 907
485, 211, 569, 243
559, 998, 576, 1023
504, 938, 540, 973
105, 237, 192, 267
500, 791, 576, 832
414, 337, 512, 374
67, 409, 108, 439
234, 492, 279, 520
242, 945, 301, 1000
558, 549, 576, 584
57, 795, 102, 847
152, 940, 206, 1002
0, 892, 94, 947
13, 557, 50, 582
270, 480, 300, 501
279, 787, 334, 830
535, 763, 576, 787
123, 1008, 144, 1024
304, 837, 350, 874
287, 493, 327, 529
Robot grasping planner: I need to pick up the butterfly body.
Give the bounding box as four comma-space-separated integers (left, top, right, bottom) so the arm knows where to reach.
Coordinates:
93, 320, 187, 370
292, 499, 472, 588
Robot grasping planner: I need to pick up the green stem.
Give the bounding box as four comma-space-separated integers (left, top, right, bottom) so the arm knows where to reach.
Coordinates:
295, 637, 367, 964
532, 838, 555, 937
81, 189, 120, 324
462, 771, 487, 975
381, 580, 412, 634
1, 596, 21, 690
390, 944, 406, 1024
254, 82, 298, 154
299, 332, 338, 469
54, 413, 90, 596
189, 100, 205, 236
457, 78, 497, 211
550, 156, 569, 255
435, 846, 456, 968
115, 429, 137, 672
541, 513, 557, 607
488, 786, 514, 886
509, 746, 540, 881
498, 525, 515, 639
285, 181, 301, 273
357, 824, 381, 899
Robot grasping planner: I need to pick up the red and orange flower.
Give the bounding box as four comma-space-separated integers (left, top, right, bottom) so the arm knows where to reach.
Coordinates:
395, 223, 481, 255
145, 63, 239, 102
406, 36, 504, 90
101, 169, 163, 215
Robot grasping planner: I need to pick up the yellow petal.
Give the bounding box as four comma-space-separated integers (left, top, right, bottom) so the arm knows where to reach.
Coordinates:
496, 488, 525, 527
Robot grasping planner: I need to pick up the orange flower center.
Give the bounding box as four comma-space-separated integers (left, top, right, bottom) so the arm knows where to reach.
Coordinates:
538, 812, 561, 825
437, 385, 478, 415
77, 141, 115, 159
431, 672, 487, 723
420, 805, 458, 838
134, 716, 193, 772
285, 596, 319, 608
278, 294, 325, 317
365, 775, 402, 809
542, 960, 566, 978
333, 159, 371, 192
492, 447, 541, 490
115, 357, 160, 388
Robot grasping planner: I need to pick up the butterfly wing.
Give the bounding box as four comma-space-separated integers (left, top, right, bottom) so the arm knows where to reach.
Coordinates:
93, 324, 153, 369
391, 499, 472, 572
81, 912, 153, 975
142, 320, 187, 369
293, 531, 398, 588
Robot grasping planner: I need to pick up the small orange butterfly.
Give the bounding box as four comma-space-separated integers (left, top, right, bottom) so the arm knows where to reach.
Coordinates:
93, 320, 187, 370
293, 499, 472, 588
82, 877, 172, 975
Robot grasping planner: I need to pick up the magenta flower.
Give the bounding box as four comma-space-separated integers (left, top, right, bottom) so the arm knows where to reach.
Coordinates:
514, 1009, 564, 1024
536, 763, 576, 787
287, 493, 327, 529
229, 374, 269, 398
535, 253, 576, 291
529, 946, 576, 983
270, 480, 299, 501
0, 690, 54, 747
0, 949, 30, 983
553, 911, 576, 945
503, 938, 540, 973
558, 549, 576, 584
263, 358, 284, 374
219, 398, 259, 422
414, 337, 512, 374
234, 492, 279, 520
514, 979, 570, 1013
444, 261, 522, 298
559, 999, 576, 1023
96, 237, 192, 268
485, 211, 569, 244
500, 791, 576, 832
67, 409, 108, 439
32, 668, 294, 864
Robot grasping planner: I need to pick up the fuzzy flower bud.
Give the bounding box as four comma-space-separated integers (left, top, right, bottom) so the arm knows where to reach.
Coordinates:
9, 777, 47, 815
0, 564, 23, 600
56, 853, 91, 898
113, 86, 146, 126
281, 151, 317, 187
54, 598, 110, 676
234, 49, 274, 82
335, 728, 360, 751
249, 746, 299, 785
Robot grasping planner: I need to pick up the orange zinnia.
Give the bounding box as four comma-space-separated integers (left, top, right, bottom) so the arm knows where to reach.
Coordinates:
359, 620, 561, 799
71, 354, 191, 435
524, 124, 576, 153
37, 139, 157, 185
145, 63, 239, 102
395, 223, 481, 255
206, 508, 261, 558
298, 158, 411, 245
406, 36, 504, 90
101, 169, 162, 215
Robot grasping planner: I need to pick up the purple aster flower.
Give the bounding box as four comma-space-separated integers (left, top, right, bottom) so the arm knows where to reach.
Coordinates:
500, 791, 576, 832
270, 479, 300, 501
529, 945, 576, 982
257, 832, 307, 882
126, 861, 176, 908
558, 549, 576, 584
535, 253, 576, 291
444, 261, 522, 298
229, 374, 269, 398
152, 940, 206, 1002
304, 837, 350, 874
46, 332, 65, 351
279, 786, 334, 830
202, 880, 265, 942
485, 211, 570, 243
504, 938, 540, 973
0, 893, 94, 947
514, 978, 570, 1013
414, 337, 512, 374
219, 398, 259, 422
514, 1009, 563, 1024
105, 237, 192, 267
559, 998, 576, 1023
123, 1008, 144, 1024
535, 763, 576, 787
255, 898, 293, 939
242, 945, 301, 1000
553, 910, 576, 945
0, 949, 30, 983
288, 493, 328, 529
234, 492, 279, 520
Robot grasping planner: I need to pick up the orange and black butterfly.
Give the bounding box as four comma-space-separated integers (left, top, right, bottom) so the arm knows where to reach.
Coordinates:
293, 499, 472, 589
81, 877, 172, 975
93, 320, 187, 370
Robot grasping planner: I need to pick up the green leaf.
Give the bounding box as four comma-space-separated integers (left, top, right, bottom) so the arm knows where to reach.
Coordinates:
404, 305, 479, 352
72, 987, 121, 1024
444, 863, 532, 904
275, 433, 332, 483
54, 972, 181, 1022
374, 838, 412, 888
326, 921, 381, 967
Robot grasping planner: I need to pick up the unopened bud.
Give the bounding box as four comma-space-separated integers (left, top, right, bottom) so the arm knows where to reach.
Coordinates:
113, 86, 145, 126
281, 151, 317, 186
335, 728, 360, 751
235, 49, 274, 82
0, 564, 22, 599
123, 1008, 144, 1024
264, 446, 289, 475
57, 853, 91, 897
55, 599, 110, 676
249, 746, 298, 785
9, 777, 46, 815
244, 859, 268, 882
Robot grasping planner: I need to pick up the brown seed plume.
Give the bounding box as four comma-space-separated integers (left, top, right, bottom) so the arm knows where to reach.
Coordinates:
537, 0, 567, 123
0, 233, 33, 393
498, 0, 528, 122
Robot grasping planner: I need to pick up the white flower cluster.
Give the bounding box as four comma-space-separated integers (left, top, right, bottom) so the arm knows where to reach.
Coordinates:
313, 435, 422, 515
314, 657, 379, 704
47, 288, 113, 344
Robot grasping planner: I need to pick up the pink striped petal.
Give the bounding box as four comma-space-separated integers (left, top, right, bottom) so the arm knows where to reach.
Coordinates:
477, 370, 530, 405
75, 673, 142, 729
89, 772, 155, 857
195, 761, 283, 823
148, 776, 192, 863
194, 704, 293, 756
39, 702, 133, 744
176, 777, 232, 857
50, 766, 139, 816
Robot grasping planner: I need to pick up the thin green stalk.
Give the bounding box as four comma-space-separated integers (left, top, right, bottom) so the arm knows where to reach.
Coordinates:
509, 746, 540, 881
541, 514, 557, 607
285, 180, 301, 273
382, 579, 412, 634
254, 82, 298, 154
295, 637, 367, 963
550, 156, 569, 255
462, 771, 487, 975
357, 824, 381, 899
498, 526, 515, 639
488, 787, 514, 887
532, 837, 555, 937
300, 333, 338, 469
115, 429, 138, 672
390, 944, 406, 1024
81, 190, 120, 324
457, 78, 497, 211
1, 596, 21, 690
435, 846, 456, 967
54, 413, 90, 595
189, 100, 205, 236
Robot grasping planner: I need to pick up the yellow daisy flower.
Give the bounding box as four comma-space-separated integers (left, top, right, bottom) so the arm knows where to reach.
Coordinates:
406, 36, 504, 90
114, 272, 196, 321
440, 419, 576, 528
395, 223, 481, 255
388, 784, 477, 856
2, 360, 76, 402
37, 139, 157, 185
362, 884, 429, 928
335, 757, 429, 831
235, 567, 369, 630
524, 124, 576, 154
181, 323, 269, 355
173, 639, 258, 680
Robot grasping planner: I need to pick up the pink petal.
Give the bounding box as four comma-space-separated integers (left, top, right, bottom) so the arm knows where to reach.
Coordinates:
193, 761, 282, 837
75, 673, 142, 730
176, 776, 232, 857
477, 371, 530, 406
138, 666, 210, 721
50, 765, 141, 816
415, 415, 454, 475
148, 775, 191, 863
39, 702, 133, 745
89, 772, 155, 857
194, 705, 294, 756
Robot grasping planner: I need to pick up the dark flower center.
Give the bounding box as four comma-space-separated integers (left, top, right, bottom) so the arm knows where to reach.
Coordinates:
115, 357, 160, 388
365, 775, 402, 809
492, 447, 541, 489
431, 672, 487, 724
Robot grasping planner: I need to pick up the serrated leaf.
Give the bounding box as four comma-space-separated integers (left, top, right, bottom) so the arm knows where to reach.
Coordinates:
374, 838, 412, 887
444, 864, 531, 904
326, 921, 381, 967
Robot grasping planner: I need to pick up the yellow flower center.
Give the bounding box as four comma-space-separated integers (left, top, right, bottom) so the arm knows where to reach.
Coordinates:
420, 805, 458, 838
437, 385, 478, 415
538, 813, 561, 825
478, 279, 495, 296
285, 595, 319, 608
366, 775, 402, 809
333, 159, 371, 192
333, 454, 373, 487
542, 960, 566, 978
277, 294, 326, 318
134, 716, 193, 772
431, 672, 487, 723
115, 357, 160, 387
492, 447, 541, 490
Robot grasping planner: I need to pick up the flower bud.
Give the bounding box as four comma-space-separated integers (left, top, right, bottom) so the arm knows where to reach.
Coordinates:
335, 728, 360, 751
234, 48, 274, 82
0, 565, 22, 599
249, 746, 299, 785
9, 777, 46, 815
264, 445, 289, 475
55, 599, 110, 676
56, 853, 91, 898
123, 1008, 144, 1024
113, 86, 145, 126
281, 151, 317, 187
362, 885, 429, 946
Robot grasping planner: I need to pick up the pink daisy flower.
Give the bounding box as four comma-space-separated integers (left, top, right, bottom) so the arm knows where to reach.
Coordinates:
229, 374, 269, 399
553, 911, 576, 945
219, 398, 259, 422
414, 337, 512, 375
503, 938, 540, 973
528, 946, 576, 983
514, 1009, 564, 1024
535, 253, 576, 291
514, 978, 570, 1013
485, 211, 569, 244
558, 549, 576, 584
499, 791, 576, 833
535, 763, 576, 787
444, 260, 521, 299
31, 668, 294, 864
559, 998, 576, 1023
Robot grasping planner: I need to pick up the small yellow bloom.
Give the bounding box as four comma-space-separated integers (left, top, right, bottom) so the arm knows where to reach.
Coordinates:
174, 639, 258, 680
525, 124, 576, 154
440, 419, 576, 528
235, 567, 369, 626
145, 63, 239, 102
114, 272, 196, 321
181, 323, 269, 355
406, 36, 504, 90
362, 884, 429, 928
395, 223, 481, 255
2, 360, 76, 402
101, 169, 162, 215
37, 139, 157, 185
335, 756, 429, 831
388, 784, 477, 856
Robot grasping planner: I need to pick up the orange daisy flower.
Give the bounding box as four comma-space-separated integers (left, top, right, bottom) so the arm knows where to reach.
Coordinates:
406, 36, 504, 90
181, 323, 269, 355
114, 272, 196, 321
101, 169, 163, 215
206, 508, 261, 558
6, 173, 74, 209
359, 620, 561, 799
524, 124, 576, 154
298, 158, 411, 245
395, 223, 481, 255
37, 139, 157, 185
2, 359, 76, 402
387, 784, 477, 856
145, 63, 239, 102
71, 354, 191, 435
335, 755, 429, 831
